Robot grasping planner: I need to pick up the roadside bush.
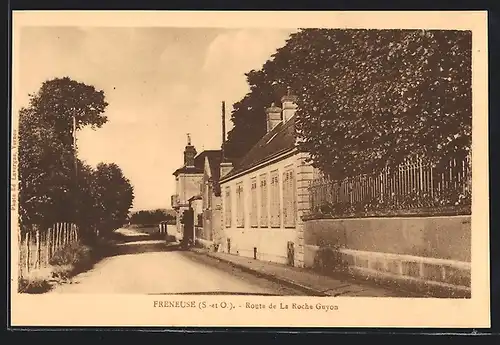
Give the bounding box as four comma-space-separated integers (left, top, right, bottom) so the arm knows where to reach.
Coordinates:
18, 276, 52, 294
165, 235, 177, 243
50, 264, 74, 280
49, 242, 94, 275
211, 243, 221, 253
313, 243, 349, 275
18, 267, 53, 294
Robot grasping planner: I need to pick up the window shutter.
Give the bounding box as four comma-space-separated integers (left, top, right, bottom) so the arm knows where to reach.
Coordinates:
270, 171, 280, 227
289, 171, 295, 226
260, 175, 268, 227
251, 178, 258, 227
225, 187, 231, 228
283, 171, 288, 226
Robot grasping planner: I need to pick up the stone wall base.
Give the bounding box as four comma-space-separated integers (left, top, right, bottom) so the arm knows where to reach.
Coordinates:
304, 245, 471, 298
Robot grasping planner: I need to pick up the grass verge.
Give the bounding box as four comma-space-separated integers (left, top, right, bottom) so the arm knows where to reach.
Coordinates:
18, 239, 110, 294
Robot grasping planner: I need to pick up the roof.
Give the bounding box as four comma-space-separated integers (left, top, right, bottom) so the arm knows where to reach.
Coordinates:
173, 149, 224, 196
222, 115, 297, 181
188, 195, 202, 202
172, 148, 210, 176
172, 165, 203, 176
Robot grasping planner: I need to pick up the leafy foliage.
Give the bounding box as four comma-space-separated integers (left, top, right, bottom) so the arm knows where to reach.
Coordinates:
18, 77, 134, 239
90, 163, 135, 235
225, 29, 472, 179
18, 107, 73, 227
129, 209, 175, 225
311, 192, 471, 219
18, 77, 108, 228
291, 29, 472, 179
224, 72, 294, 163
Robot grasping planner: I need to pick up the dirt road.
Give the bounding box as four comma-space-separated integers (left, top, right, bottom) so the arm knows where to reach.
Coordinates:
48, 229, 303, 295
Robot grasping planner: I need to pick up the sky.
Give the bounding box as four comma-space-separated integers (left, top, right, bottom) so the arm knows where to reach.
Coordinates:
16, 26, 297, 211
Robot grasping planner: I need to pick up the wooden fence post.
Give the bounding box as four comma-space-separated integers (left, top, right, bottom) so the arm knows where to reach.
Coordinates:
52, 224, 56, 254
64, 223, 68, 246
56, 223, 61, 251
59, 223, 63, 248
62, 222, 67, 247
25, 231, 30, 274
52, 225, 56, 255
67, 223, 70, 245
54, 224, 57, 252
35, 225, 41, 269
59, 223, 63, 247
46, 227, 52, 266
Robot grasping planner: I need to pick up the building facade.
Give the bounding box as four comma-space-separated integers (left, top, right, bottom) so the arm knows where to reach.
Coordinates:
171, 136, 203, 241
219, 93, 314, 268
197, 150, 224, 248
171, 136, 224, 245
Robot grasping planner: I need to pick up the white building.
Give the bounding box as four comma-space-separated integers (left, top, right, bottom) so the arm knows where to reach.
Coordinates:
171, 136, 203, 241
171, 134, 225, 245
219, 92, 314, 268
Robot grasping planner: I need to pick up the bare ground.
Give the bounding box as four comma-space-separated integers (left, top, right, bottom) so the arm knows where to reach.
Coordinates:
48, 229, 304, 295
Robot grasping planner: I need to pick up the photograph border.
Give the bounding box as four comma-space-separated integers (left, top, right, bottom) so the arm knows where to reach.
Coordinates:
8, 9, 491, 330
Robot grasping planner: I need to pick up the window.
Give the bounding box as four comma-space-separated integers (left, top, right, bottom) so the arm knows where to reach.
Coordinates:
236, 182, 244, 228
270, 170, 281, 228
283, 168, 296, 228
224, 187, 231, 228
250, 177, 258, 227
259, 173, 268, 227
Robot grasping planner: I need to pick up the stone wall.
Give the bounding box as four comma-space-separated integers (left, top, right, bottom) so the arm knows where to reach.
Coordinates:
303, 215, 471, 297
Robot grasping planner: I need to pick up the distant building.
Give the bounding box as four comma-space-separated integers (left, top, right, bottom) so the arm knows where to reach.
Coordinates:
218, 91, 314, 268
171, 135, 203, 241
198, 150, 224, 247
171, 135, 224, 245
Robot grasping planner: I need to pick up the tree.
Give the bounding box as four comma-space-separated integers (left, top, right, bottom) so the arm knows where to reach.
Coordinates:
73, 159, 100, 241
292, 29, 472, 179
92, 163, 135, 236
18, 77, 109, 230
223, 34, 311, 163
27, 77, 108, 147
18, 105, 75, 229
129, 209, 175, 225
226, 29, 472, 179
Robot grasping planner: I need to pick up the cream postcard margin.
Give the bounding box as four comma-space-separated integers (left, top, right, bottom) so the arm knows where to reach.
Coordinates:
10, 10, 489, 328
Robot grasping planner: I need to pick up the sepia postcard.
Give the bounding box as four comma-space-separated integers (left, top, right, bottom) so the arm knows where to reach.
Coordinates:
10, 10, 490, 328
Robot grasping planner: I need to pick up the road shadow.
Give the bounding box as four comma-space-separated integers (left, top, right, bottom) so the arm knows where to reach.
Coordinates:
98, 232, 183, 258
108, 231, 166, 243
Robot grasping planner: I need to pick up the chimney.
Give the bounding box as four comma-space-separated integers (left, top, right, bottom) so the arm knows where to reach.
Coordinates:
265, 103, 282, 133
184, 133, 197, 167
220, 161, 233, 179
281, 87, 298, 123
